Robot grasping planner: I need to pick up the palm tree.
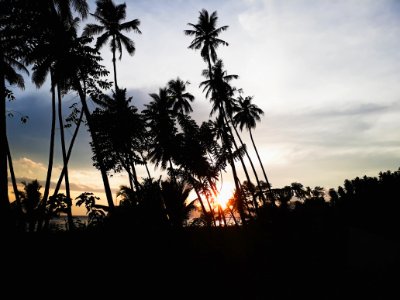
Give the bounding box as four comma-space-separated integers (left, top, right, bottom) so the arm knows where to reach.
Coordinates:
83, 0, 141, 91
174, 115, 220, 226
91, 88, 146, 192
234, 96, 273, 194
143, 88, 177, 172
230, 94, 266, 206
0, 19, 29, 229
167, 78, 194, 114
49, 0, 88, 22
209, 117, 247, 223
185, 9, 228, 77
161, 180, 196, 228
24, 0, 89, 229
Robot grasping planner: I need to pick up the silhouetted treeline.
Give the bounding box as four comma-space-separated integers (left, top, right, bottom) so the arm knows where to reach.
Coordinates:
2, 0, 278, 231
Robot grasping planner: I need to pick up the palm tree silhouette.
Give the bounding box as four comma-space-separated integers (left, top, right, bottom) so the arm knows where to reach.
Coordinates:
6, 136, 22, 220
91, 88, 146, 192
209, 116, 247, 223
143, 88, 177, 173
25, 1, 89, 229
185, 9, 228, 77
84, 0, 141, 91
234, 96, 273, 196
202, 63, 263, 216
167, 78, 194, 114
53, 18, 86, 230
174, 115, 221, 226
230, 94, 267, 206
161, 180, 197, 228
0, 7, 30, 227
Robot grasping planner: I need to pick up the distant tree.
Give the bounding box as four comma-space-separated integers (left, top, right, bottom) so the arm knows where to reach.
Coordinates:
143, 88, 177, 173
84, 0, 141, 91
161, 180, 196, 228
117, 179, 168, 228
19, 180, 42, 232
167, 78, 194, 114
75, 192, 106, 227
332, 169, 400, 233
91, 88, 146, 192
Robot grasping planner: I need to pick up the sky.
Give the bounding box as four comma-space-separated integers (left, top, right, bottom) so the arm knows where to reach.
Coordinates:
7, 0, 400, 213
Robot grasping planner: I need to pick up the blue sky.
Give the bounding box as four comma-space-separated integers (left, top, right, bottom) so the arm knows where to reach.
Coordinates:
7, 0, 400, 210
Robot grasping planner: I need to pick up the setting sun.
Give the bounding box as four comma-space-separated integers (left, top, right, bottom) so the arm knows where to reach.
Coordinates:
215, 182, 235, 209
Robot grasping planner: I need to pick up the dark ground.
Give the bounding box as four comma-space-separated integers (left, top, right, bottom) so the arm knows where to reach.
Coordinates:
4, 224, 399, 299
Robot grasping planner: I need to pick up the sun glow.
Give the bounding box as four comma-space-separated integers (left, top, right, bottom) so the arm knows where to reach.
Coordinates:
215, 182, 235, 209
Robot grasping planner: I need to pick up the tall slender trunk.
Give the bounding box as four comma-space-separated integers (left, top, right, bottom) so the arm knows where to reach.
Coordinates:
218, 205, 227, 226
6, 137, 21, 214
112, 38, 118, 93
194, 187, 213, 227
128, 152, 141, 191
228, 205, 239, 226
38, 72, 57, 231
249, 128, 273, 204
223, 112, 258, 216
207, 56, 213, 81
75, 79, 114, 210
140, 151, 152, 180
57, 85, 74, 230
0, 60, 11, 229
53, 109, 84, 196
117, 152, 137, 193
231, 118, 266, 206
226, 145, 246, 225
127, 171, 134, 191
204, 192, 217, 225
219, 104, 246, 224
130, 163, 141, 191
169, 159, 175, 181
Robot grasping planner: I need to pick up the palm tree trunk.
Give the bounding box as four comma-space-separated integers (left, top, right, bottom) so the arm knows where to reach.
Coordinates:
130, 163, 141, 191
223, 113, 259, 216
231, 118, 266, 206
112, 37, 118, 92
169, 159, 175, 181
228, 205, 238, 226
218, 205, 227, 226
226, 146, 246, 225
0, 60, 11, 230
6, 137, 22, 214
53, 109, 84, 196
218, 105, 247, 224
57, 84, 74, 230
74, 79, 115, 210
194, 187, 213, 227
249, 128, 273, 204
140, 151, 152, 180
38, 72, 57, 231
127, 152, 141, 191
204, 192, 217, 226
127, 171, 134, 191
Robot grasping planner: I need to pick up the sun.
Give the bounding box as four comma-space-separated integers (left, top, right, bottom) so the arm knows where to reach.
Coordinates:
215, 182, 235, 209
